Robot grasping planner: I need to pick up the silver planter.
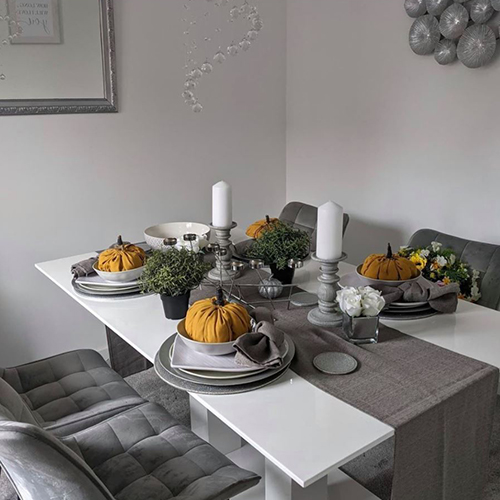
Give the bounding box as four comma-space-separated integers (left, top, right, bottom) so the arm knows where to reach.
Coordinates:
342, 313, 379, 345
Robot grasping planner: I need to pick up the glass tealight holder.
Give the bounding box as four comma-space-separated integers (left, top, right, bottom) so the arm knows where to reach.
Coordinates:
342, 313, 379, 345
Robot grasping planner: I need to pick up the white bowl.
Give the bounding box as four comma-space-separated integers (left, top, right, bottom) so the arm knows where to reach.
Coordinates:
177, 319, 237, 356
355, 265, 421, 288
93, 262, 144, 283
144, 222, 211, 251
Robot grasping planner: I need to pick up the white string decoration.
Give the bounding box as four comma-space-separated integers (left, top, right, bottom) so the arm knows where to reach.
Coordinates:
182, 0, 263, 112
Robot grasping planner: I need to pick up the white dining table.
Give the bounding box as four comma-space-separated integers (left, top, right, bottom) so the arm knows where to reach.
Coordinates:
35, 230, 500, 500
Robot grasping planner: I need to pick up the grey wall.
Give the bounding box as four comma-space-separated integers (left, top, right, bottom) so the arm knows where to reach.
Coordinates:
287, 0, 500, 265
0, 0, 286, 366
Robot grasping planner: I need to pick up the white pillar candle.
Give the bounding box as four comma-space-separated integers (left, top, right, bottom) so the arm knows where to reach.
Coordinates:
316, 201, 343, 260
212, 181, 232, 228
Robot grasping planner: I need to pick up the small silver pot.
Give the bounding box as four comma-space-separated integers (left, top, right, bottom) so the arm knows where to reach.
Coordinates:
342, 313, 379, 345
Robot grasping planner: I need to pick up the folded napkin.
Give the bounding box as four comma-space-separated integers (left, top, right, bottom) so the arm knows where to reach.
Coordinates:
377, 280, 460, 314
71, 257, 97, 278
234, 308, 285, 368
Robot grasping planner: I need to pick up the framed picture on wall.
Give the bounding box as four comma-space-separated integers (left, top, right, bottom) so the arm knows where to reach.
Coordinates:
7, 0, 61, 44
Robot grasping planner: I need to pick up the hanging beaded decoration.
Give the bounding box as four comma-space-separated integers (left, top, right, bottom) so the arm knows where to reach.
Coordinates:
182, 0, 263, 112
0, 3, 23, 82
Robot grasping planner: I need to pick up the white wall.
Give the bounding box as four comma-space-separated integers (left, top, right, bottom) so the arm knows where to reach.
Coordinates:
287, 0, 500, 265
0, 0, 286, 366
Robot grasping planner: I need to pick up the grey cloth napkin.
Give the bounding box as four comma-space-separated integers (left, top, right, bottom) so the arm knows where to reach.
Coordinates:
71, 257, 97, 278
377, 280, 460, 314
234, 308, 285, 368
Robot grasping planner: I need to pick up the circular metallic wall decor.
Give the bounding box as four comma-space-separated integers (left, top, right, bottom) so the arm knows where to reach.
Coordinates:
409, 15, 441, 55
426, 0, 450, 16
457, 24, 497, 68
434, 39, 457, 64
470, 0, 494, 23
439, 3, 469, 40
405, 0, 427, 17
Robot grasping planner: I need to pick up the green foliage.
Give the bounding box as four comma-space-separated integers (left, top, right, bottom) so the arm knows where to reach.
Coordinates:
139, 248, 211, 297
245, 221, 311, 270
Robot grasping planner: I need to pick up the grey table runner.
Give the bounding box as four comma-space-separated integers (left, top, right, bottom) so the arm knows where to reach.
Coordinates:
193, 271, 499, 500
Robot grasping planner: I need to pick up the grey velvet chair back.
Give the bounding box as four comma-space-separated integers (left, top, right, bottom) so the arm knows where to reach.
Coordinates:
0, 378, 113, 500
408, 229, 500, 311
279, 201, 350, 251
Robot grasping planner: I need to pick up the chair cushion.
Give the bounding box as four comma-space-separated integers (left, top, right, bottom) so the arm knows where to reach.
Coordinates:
408, 229, 500, 311
0, 350, 145, 436
62, 402, 260, 500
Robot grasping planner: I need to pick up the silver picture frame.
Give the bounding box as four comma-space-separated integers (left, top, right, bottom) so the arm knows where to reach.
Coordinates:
0, 0, 117, 115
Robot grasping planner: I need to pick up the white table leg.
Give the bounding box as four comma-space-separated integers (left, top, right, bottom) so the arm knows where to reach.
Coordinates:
189, 395, 244, 455
265, 459, 328, 500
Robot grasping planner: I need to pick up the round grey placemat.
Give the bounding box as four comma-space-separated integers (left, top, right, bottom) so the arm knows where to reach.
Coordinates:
290, 292, 318, 307
313, 352, 358, 375
154, 334, 296, 395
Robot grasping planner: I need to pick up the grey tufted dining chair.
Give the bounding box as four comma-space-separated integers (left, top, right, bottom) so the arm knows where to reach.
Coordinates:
408, 229, 500, 311
279, 201, 350, 251
0, 378, 260, 500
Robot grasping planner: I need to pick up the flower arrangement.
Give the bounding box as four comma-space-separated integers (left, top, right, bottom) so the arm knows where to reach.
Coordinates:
244, 220, 311, 270
337, 286, 386, 318
398, 241, 481, 302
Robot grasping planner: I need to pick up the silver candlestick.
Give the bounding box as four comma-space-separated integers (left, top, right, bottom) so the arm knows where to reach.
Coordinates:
307, 252, 348, 327
208, 221, 240, 282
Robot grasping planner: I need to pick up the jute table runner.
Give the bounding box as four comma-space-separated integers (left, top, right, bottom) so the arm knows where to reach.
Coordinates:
192, 271, 499, 500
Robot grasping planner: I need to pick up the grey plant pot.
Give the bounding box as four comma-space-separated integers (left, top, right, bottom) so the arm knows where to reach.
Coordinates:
160, 291, 191, 320
342, 313, 380, 345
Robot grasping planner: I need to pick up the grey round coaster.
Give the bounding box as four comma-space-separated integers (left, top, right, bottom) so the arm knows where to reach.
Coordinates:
313, 352, 358, 375
290, 292, 318, 307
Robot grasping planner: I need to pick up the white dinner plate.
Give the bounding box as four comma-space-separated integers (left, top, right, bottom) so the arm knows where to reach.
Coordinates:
76, 274, 140, 288
170, 341, 289, 380
157, 334, 295, 387
390, 301, 428, 308
78, 283, 140, 293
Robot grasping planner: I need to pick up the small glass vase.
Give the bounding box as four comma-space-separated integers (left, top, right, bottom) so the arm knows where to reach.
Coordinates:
342, 313, 379, 345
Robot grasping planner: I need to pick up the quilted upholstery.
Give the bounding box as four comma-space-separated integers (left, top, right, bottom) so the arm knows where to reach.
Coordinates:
62, 403, 260, 500
0, 379, 260, 500
408, 229, 500, 311
279, 201, 350, 251
0, 350, 144, 436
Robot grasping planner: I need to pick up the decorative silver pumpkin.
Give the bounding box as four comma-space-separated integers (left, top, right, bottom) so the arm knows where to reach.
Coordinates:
492, 0, 500, 11
434, 39, 457, 64
404, 0, 427, 18
258, 278, 283, 299
457, 24, 497, 68
439, 4, 469, 40
409, 15, 441, 55
426, 0, 450, 16
470, 0, 494, 23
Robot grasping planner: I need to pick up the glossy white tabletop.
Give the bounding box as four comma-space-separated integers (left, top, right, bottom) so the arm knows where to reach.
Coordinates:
35, 233, 500, 487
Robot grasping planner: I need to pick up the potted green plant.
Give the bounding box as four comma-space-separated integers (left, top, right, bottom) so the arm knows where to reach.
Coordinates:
139, 248, 211, 320
245, 221, 311, 284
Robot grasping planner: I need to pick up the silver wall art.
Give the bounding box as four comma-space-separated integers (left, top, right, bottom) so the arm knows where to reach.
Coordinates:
405, 0, 500, 68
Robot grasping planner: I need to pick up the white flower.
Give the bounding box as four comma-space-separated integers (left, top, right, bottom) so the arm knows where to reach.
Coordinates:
472, 269, 480, 279
448, 253, 456, 265
431, 241, 442, 252
420, 249, 430, 258
399, 245, 409, 251
435, 255, 447, 268
336, 287, 363, 318
337, 286, 385, 317
361, 290, 386, 317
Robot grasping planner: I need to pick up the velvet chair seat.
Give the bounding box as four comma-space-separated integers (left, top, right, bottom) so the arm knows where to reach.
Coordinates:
0, 375, 260, 500
0, 350, 145, 436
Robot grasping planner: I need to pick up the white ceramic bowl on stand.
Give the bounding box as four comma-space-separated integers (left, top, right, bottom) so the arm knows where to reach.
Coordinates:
144, 222, 211, 251
355, 265, 421, 288
93, 263, 144, 283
